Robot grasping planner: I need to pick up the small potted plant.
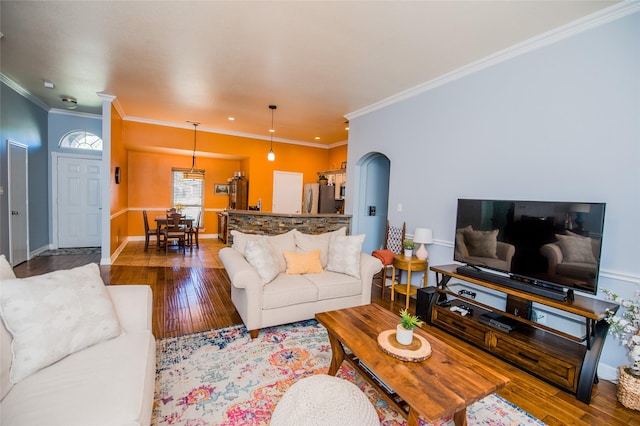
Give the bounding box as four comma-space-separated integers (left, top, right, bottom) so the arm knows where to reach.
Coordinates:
397, 309, 423, 345
603, 289, 640, 410
318, 174, 328, 185
403, 239, 414, 257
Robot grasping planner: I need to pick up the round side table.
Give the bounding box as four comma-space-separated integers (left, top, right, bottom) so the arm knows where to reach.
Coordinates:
391, 254, 428, 309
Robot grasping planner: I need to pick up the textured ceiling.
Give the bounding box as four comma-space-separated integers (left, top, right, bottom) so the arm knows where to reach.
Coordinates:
0, 1, 619, 145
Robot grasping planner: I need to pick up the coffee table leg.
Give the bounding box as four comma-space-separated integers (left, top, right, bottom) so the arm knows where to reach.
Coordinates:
326, 332, 345, 376
407, 408, 420, 426
453, 408, 468, 426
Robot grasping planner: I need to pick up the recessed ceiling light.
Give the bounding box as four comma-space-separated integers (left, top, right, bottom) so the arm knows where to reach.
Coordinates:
60, 96, 78, 109
44, 81, 54, 89
228, 117, 235, 121
315, 136, 320, 140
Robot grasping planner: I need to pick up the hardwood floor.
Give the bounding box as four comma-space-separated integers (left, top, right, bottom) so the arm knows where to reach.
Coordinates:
12, 239, 640, 425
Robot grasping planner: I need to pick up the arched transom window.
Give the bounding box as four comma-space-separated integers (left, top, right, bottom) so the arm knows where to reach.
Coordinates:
59, 130, 103, 151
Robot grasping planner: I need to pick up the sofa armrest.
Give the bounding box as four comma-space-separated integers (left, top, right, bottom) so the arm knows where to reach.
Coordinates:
107, 285, 153, 333
540, 243, 563, 276
496, 242, 515, 266
219, 247, 263, 292
360, 253, 383, 284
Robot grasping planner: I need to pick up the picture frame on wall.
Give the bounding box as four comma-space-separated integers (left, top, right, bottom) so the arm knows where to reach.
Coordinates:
214, 183, 229, 195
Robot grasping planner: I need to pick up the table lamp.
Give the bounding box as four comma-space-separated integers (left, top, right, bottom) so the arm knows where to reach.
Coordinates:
413, 228, 433, 260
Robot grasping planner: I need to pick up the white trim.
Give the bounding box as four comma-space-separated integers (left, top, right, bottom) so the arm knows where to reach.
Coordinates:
109, 237, 129, 265
49, 108, 102, 120
346, 1, 640, 121
0, 73, 50, 111
110, 208, 128, 220
98, 93, 115, 265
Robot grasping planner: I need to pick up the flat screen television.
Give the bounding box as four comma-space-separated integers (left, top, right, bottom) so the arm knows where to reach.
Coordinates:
453, 199, 606, 300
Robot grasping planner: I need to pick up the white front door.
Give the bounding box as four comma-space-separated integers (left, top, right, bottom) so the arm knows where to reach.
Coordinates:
272, 171, 303, 214
56, 155, 102, 248
8, 141, 29, 265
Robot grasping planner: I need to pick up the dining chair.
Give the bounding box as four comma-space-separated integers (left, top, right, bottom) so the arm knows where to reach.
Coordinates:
187, 211, 201, 248
371, 220, 406, 298
142, 210, 160, 251
163, 212, 187, 254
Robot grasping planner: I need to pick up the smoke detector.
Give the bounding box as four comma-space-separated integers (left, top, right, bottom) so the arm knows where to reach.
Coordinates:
60, 96, 78, 109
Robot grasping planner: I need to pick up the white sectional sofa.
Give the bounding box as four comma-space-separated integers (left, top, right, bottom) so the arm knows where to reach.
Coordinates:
0, 257, 156, 426
220, 228, 383, 338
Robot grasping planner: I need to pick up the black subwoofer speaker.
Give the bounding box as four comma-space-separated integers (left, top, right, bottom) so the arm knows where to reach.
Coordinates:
416, 287, 437, 325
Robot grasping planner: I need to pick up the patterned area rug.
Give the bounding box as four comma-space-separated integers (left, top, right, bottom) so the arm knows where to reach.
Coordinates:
39, 247, 101, 256
153, 321, 546, 426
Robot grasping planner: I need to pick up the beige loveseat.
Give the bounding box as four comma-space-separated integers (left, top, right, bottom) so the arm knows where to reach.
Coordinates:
0, 257, 155, 426
540, 232, 600, 285
455, 226, 515, 272
220, 228, 383, 338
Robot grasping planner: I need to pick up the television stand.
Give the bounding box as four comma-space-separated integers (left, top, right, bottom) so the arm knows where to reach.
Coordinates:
455, 265, 568, 301
427, 264, 619, 404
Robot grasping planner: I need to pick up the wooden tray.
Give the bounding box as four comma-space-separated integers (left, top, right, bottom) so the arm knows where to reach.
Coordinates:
377, 329, 432, 362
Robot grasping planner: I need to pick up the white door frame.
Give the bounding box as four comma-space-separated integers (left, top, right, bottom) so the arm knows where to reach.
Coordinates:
7, 140, 29, 266
51, 152, 102, 248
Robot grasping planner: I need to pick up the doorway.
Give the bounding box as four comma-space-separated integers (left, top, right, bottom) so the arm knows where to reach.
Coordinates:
53, 153, 102, 248
272, 171, 303, 214
351, 153, 391, 254
8, 141, 29, 266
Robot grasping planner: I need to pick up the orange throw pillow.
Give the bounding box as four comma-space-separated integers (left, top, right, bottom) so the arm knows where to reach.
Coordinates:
283, 250, 323, 274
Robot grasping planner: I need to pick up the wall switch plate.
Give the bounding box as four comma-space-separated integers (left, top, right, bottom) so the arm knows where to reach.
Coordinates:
397, 203, 402, 212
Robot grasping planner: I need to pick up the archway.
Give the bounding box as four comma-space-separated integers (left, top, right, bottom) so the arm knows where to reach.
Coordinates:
351, 152, 391, 254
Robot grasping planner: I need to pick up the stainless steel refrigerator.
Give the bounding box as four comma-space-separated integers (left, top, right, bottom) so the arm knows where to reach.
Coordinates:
318, 184, 336, 213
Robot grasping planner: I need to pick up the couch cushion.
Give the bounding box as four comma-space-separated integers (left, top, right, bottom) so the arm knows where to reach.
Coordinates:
245, 238, 279, 284
283, 250, 323, 274
0, 263, 122, 383
555, 233, 597, 264
463, 228, 499, 259
262, 274, 318, 310
0, 331, 155, 426
0, 255, 15, 280
293, 227, 347, 267
327, 234, 365, 278
304, 271, 362, 301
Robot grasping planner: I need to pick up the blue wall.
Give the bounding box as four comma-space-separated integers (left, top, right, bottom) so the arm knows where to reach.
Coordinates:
0, 82, 49, 257
347, 11, 640, 376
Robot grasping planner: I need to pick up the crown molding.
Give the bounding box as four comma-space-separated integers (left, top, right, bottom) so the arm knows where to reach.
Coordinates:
49, 108, 102, 120
346, 1, 640, 121
1, 73, 50, 111
123, 115, 333, 149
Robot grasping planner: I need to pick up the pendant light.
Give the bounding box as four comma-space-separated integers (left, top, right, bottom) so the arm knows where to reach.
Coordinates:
267, 105, 277, 161
184, 121, 204, 180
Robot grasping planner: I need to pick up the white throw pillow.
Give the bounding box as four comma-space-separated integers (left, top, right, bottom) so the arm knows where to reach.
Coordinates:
245, 238, 279, 284
0, 254, 16, 280
232, 229, 296, 273
294, 227, 347, 268
0, 263, 123, 383
327, 234, 365, 278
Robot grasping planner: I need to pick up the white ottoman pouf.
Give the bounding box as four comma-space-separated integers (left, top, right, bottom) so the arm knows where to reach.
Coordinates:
271, 374, 380, 426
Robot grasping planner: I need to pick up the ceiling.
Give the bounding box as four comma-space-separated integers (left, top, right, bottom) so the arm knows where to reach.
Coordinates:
0, 1, 619, 146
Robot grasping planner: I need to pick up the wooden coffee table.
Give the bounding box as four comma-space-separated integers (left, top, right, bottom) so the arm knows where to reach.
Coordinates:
316, 304, 509, 426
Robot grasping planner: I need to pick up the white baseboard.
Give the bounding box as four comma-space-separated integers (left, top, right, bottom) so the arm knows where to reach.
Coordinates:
598, 362, 619, 384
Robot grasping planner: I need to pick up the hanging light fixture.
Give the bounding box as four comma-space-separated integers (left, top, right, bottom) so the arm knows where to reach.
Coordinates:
267, 105, 277, 161
184, 121, 204, 180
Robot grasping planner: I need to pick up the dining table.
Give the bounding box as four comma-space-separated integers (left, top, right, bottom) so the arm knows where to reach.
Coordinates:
155, 215, 195, 247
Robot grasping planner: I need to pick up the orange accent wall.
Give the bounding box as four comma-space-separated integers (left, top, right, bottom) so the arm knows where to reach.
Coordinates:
122, 120, 347, 237
328, 144, 348, 170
